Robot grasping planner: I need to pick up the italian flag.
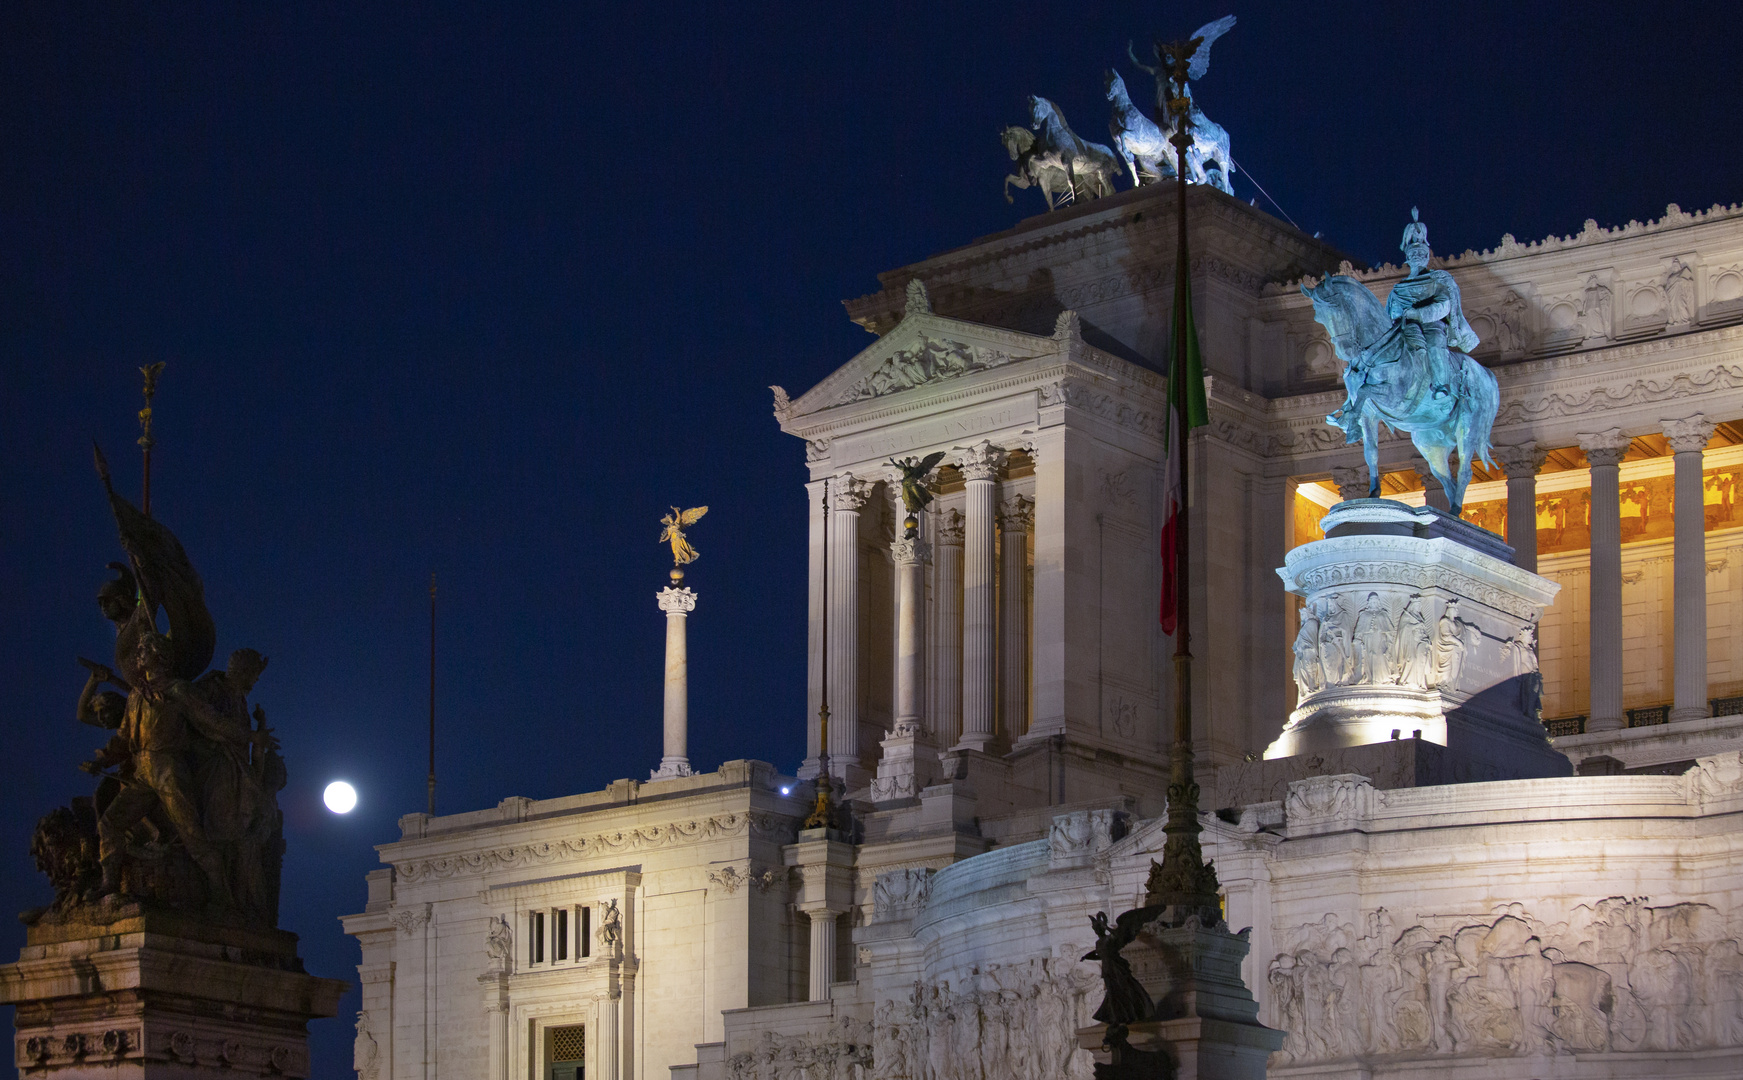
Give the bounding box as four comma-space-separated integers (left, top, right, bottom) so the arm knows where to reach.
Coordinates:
1159, 269, 1208, 635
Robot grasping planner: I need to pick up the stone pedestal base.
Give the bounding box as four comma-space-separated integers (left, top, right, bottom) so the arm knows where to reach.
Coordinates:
1, 908, 347, 1078
1079, 922, 1283, 1080
649, 756, 695, 781
868, 730, 938, 806
1271, 499, 1563, 778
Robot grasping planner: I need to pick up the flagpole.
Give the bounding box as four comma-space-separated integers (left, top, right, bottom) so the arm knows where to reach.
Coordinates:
428, 572, 437, 817
137, 363, 165, 517
805, 479, 836, 830
1145, 33, 1223, 923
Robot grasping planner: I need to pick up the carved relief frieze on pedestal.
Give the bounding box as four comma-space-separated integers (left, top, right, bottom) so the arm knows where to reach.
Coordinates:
1270, 499, 1564, 777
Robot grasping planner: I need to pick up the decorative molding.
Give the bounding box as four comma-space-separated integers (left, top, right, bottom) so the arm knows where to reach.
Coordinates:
837, 335, 1019, 405
1662, 413, 1716, 454
1291, 554, 1547, 621
389, 904, 431, 936
1490, 441, 1548, 477
957, 440, 1008, 482
1498, 361, 1743, 427
1038, 379, 1165, 438
997, 494, 1034, 531
1577, 428, 1632, 466
770, 385, 793, 423
891, 536, 930, 564
904, 279, 932, 316
394, 811, 797, 882
832, 472, 876, 511
656, 587, 697, 614
935, 507, 966, 544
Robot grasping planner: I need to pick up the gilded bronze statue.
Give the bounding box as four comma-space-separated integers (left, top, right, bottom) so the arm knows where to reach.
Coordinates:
887, 452, 945, 538
658, 505, 709, 582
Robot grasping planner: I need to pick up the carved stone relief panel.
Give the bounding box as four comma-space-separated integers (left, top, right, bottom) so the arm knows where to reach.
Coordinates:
1270, 897, 1743, 1065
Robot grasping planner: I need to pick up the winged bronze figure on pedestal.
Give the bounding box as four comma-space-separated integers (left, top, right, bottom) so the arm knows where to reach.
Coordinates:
659, 505, 709, 581
887, 452, 946, 538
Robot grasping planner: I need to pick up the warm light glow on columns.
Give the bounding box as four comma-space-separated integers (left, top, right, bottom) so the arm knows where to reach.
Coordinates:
892, 531, 929, 736
931, 509, 965, 746
998, 494, 1034, 740
956, 441, 1006, 751
828, 473, 874, 772
1580, 429, 1631, 732
1666, 414, 1716, 723
1494, 442, 1547, 573
650, 587, 697, 780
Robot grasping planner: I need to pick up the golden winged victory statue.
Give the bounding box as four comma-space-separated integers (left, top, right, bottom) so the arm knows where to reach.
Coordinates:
659, 505, 709, 582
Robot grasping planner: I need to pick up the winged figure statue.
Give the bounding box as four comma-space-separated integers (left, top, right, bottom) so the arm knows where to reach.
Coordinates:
659, 506, 709, 573
888, 452, 946, 539
1128, 14, 1238, 194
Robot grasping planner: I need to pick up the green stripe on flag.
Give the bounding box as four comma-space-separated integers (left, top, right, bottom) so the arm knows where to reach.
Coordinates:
1167, 271, 1208, 432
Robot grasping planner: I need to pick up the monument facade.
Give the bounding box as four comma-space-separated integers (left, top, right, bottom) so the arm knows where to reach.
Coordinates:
344, 155, 1743, 1078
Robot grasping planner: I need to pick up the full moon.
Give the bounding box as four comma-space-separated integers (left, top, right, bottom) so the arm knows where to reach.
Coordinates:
323, 781, 358, 814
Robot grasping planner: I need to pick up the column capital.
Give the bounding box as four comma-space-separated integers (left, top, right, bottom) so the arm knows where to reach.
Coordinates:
657, 587, 697, 614
1491, 441, 1548, 477
1328, 464, 1369, 502
891, 537, 930, 564
997, 493, 1034, 530
1578, 428, 1631, 467
1662, 414, 1716, 455
956, 440, 1008, 482
831, 472, 875, 510
935, 507, 965, 544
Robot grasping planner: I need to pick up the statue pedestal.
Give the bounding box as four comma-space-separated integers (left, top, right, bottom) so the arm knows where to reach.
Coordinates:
0, 907, 347, 1078
1079, 922, 1283, 1080
868, 729, 938, 806
1268, 499, 1567, 780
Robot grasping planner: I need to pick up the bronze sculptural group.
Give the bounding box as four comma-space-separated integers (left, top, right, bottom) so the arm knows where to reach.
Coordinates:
26, 447, 287, 928
1004, 15, 1238, 211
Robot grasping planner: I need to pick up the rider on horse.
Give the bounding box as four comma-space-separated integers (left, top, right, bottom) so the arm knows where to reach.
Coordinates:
1330, 209, 1479, 439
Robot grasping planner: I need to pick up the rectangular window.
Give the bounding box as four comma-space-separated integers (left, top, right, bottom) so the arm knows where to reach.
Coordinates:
555, 907, 568, 961
581, 905, 591, 958
531, 911, 546, 964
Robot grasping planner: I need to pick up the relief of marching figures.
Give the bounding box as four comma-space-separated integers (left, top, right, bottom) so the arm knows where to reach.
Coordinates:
1290, 589, 1539, 701
1269, 897, 1743, 1064
727, 958, 1100, 1080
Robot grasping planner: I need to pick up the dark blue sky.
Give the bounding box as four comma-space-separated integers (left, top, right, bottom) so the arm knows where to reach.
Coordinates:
3, 3, 1739, 1075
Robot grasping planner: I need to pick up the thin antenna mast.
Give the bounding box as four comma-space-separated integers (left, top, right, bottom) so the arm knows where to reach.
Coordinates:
428, 572, 437, 817
137, 363, 165, 516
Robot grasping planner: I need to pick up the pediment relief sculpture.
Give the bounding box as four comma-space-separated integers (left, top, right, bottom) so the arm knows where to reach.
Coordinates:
837, 335, 1020, 405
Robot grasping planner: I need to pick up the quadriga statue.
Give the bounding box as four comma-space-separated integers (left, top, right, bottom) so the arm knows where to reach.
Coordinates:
24, 448, 287, 929
1302, 209, 1500, 513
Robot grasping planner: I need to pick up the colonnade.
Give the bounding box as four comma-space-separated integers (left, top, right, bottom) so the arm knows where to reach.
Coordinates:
1496, 415, 1716, 731
817, 439, 1033, 775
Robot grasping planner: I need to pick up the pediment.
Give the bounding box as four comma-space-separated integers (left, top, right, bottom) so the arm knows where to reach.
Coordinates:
784, 307, 1063, 421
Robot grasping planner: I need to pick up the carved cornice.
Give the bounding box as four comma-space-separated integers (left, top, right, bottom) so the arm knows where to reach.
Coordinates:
1662, 413, 1716, 454
1496, 358, 1743, 428
1293, 555, 1549, 620
393, 811, 797, 883
1038, 378, 1165, 438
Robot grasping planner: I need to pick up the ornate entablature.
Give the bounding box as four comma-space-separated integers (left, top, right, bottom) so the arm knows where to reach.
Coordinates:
393, 810, 798, 883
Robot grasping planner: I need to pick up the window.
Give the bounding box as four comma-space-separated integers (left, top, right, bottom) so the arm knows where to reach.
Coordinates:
530, 911, 546, 965
555, 907, 568, 961
547, 1024, 584, 1080
581, 905, 591, 958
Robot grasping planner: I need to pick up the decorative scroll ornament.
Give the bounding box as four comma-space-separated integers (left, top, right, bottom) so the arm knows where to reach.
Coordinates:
838, 336, 1019, 404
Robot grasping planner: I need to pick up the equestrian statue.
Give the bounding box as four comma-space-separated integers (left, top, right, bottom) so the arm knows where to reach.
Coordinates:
1302, 209, 1500, 513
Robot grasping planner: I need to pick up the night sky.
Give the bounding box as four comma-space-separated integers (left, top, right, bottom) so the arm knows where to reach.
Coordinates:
4, 3, 1741, 1075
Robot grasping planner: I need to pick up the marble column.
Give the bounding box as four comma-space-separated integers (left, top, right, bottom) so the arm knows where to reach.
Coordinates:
807, 911, 838, 1001
828, 473, 874, 772
931, 509, 964, 746
650, 587, 697, 780
998, 494, 1034, 741
1328, 464, 1368, 503
892, 532, 930, 735
1579, 429, 1631, 732
594, 991, 621, 1080
480, 974, 509, 1080
1493, 442, 1547, 572
957, 441, 1006, 752
1665, 414, 1716, 722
